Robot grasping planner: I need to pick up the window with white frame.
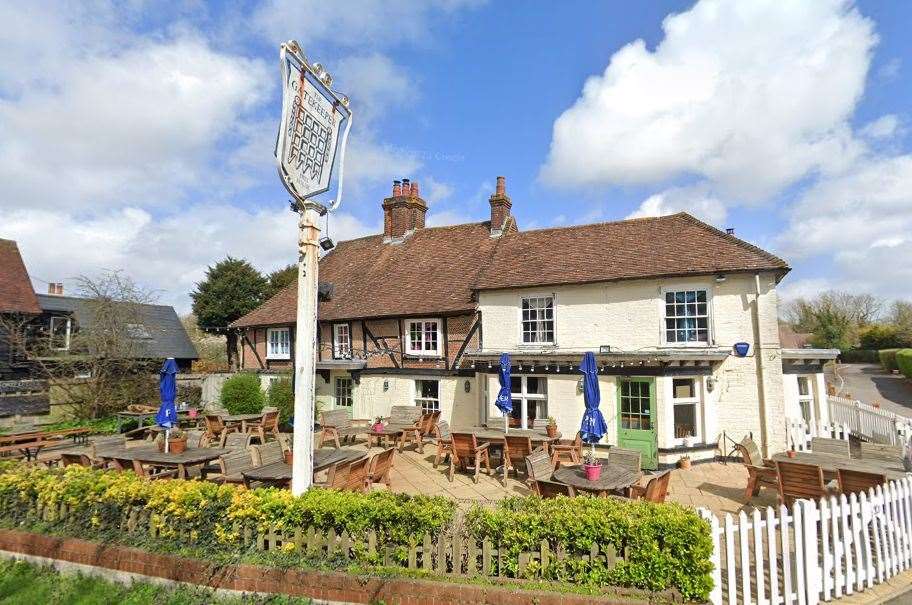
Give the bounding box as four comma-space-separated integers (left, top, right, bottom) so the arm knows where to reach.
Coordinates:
664, 289, 710, 344
797, 376, 813, 422
406, 319, 440, 356
49, 316, 71, 351
335, 377, 353, 408
671, 378, 701, 443
266, 327, 290, 360
521, 296, 554, 344
332, 323, 351, 358
508, 376, 548, 429
414, 379, 440, 413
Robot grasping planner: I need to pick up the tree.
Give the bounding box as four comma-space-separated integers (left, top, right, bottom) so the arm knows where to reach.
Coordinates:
783, 290, 885, 349
266, 263, 297, 298
890, 301, 912, 345
191, 257, 268, 371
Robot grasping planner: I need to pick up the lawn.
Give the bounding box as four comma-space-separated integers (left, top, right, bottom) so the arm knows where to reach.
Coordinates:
0, 559, 311, 605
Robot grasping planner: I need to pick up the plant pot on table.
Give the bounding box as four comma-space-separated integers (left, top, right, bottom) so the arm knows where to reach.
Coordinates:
158, 437, 187, 454
583, 463, 602, 481
546, 425, 558, 438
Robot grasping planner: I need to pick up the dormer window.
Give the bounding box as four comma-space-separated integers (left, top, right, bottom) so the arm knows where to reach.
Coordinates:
405, 319, 441, 356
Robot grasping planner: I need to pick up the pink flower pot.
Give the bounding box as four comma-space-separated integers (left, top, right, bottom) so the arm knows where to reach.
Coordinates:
188, 408, 198, 419
372, 422, 384, 433
584, 463, 602, 481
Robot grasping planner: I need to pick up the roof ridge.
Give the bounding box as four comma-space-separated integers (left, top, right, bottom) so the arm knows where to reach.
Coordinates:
674, 213, 788, 268
505, 212, 682, 236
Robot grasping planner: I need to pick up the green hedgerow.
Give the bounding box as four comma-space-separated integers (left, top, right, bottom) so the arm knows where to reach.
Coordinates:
897, 349, 912, 380
220, 373, 265, 415
879, 349, 900, 372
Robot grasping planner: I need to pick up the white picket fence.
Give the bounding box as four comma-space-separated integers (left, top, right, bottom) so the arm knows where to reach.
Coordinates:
827, 396, 912, 447
786, 418, 851, 452
700, 477, 912, 605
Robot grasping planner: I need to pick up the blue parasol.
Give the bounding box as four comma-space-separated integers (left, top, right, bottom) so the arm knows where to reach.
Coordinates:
155, 357, 179, 452
495, 353, 512, 432
579, 352, 607, 459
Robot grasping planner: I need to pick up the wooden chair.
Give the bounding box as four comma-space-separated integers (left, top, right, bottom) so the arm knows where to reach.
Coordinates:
220, 431, 252, 450
432, 420, 452, 468
837, 468, 886, 495
246, 408, 280, 444
419, 410, 442, 442
502, 435, 534, 481
608, 447, 642, 472
811, 437, 850, 457
204, 414, 234, 443
250, 441, 283, 466
550, 432, 582, 466
385, 406, 424, 453
524, 448, 554, 483
367, 447, 396, 488
735, 435, 779, 499
860, 442, 903, 462
217, 449, 255, 484
59, 452, 94, 467
775, 460, 828, 506
319, 409, 371, 448
531, 479, 576, 498
323, 461, 353, 489
343, 457, 371, 493
185, 430, 207, 449
447, 432, 491, 483
132, 462, 179, 480
629, 471, 671, 503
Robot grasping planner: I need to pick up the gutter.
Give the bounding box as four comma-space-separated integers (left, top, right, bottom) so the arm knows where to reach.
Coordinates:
752, 273, 770, 457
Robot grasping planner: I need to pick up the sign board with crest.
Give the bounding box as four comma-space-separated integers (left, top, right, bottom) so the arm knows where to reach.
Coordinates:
275, 41, 352, 209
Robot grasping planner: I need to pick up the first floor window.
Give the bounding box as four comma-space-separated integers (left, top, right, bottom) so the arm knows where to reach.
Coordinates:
333, 323, 351, 358
335, 377, 353, 408
521, 296, 554, 344
407, 319, 440, 355
267, 327, 290, 359
797, 376, 813, 422
415, 379, 440, 413
671, 378, 700, 442
49, 316, 71, 351
664, 289, 710, 344
508, 376, 548, 429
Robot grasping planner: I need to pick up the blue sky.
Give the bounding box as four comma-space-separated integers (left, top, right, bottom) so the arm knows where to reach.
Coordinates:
1, 1, 910, 312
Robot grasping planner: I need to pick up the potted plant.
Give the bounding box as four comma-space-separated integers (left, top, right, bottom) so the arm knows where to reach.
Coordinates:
156, 428, 187, 454
786, 449, 797, 458
583, 452, 602, 481
545, 416, 558, 438
678, 455, 691, 469
372, 416, 384, 433
284, 449, 293, 464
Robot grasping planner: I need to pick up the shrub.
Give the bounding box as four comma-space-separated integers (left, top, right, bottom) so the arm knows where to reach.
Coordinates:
897, 349, 912, 380
219, 373, 265, 415
838, 349, 879, 364
267, 377, 294, 426
860, 324, 911, 350
880, 349, 900, 372
465, 496, 713, 601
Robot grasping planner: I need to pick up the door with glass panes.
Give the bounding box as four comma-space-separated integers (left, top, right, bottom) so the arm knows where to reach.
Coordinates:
617, 378, 657, 469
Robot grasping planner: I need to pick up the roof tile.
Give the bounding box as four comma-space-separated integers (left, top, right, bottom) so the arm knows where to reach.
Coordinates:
0, 239, 41, 314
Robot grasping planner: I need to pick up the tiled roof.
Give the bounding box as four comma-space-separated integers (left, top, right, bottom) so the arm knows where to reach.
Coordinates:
231, 212, 789, 327
0, 239, 40, 314
473, 213, 788, 291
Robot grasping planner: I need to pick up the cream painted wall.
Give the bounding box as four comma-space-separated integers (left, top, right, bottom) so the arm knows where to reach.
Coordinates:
782, 372, 829, 424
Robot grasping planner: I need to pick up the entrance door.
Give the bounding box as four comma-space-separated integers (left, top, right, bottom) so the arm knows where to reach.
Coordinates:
617, 378, 658, 469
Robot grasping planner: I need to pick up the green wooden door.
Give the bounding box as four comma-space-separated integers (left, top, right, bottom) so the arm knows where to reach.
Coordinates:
617, 378, 658, 469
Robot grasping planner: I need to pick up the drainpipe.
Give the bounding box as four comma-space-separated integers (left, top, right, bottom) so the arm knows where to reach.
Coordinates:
752, 273, 770, 457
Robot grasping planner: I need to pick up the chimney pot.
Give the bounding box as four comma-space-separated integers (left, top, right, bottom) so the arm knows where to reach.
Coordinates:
382, 177, 426, 239
489, 175, 513, 236
410, 181, 419, 197
401, 178, 410, 194
393, 180, 401, 196
48, 283, 63, 295
725, 227, 735, 235
496, 176, 505, 196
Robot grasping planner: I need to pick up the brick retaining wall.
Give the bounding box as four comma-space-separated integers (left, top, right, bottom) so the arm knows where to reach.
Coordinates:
0, 529, 683, 605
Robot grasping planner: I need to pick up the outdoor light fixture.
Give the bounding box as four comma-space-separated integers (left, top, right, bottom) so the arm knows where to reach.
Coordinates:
383, 380, 389, 392
545, 364, 550, 371
464, 380, 471, 393
487, 361, 492, 369
599, 345, 611, 354
319, 237, 336, 251
706, 377, 716, 392
715, 274, 726, 283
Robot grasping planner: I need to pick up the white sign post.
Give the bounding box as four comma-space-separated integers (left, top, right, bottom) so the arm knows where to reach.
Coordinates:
275, 40, 352, 495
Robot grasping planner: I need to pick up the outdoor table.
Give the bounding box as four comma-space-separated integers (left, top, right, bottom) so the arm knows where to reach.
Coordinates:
117, 410, 194, 432
465, 426, 560, 446
367, 427, 404, 451
219, 413, 263, 432
771, 451, 908, 482
97, 445, 230, 479
552, 461, 643, 497
241, 448, 366, 488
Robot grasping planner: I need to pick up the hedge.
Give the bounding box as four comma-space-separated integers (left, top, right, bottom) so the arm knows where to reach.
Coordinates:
838, 349, 879, 364
898, 349, 912, 380
220, 373, 265, 415
465, 496, 713, 601
267, 376, 294, 427
879, 349, 900, 372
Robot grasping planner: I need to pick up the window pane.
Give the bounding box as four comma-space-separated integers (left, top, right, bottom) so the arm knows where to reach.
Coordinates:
674, 403, 696, 438
510, 376, 521, 393
797, 377, 810, 397
673, 378, 695, 399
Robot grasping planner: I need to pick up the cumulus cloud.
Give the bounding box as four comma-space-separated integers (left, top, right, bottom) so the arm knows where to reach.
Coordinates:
541, 0, 876, 201
858, 115, 901, 140
626, 186, 727, 226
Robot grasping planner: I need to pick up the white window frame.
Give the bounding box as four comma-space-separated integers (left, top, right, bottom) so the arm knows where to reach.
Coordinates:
797, 375, 814, 423
335, 377, 353, 408
414, 379, 440, 414
670, 376, 703, 446
660, 285, 713, 346
49, 316, 71, 351
266, 327, 291, 360
508, 375, 548, 430
518, 293, 555, 346
332, 323, 351, 359
405, 318, 442, 356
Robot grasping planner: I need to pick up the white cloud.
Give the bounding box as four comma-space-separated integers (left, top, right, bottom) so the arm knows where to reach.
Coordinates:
421, 176, 455, 204
777, 278, 837, 304
426, 209, 472, 227
858, 115, 900, 140
541, 0, 876, 201
627, 186, 727, 226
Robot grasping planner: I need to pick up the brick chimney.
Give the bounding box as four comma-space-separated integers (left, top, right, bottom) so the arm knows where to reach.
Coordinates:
489, 176, 512, 237
47, 283, 64, 295
383, 178, 427, 241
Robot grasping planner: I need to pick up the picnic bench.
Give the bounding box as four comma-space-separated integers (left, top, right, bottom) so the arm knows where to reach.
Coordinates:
319, 409, 372, 448
0, 428, 92, 461
96, 445, 230, 479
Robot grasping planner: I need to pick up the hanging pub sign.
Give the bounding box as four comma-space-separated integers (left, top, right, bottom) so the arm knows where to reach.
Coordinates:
275, 40, 353, 210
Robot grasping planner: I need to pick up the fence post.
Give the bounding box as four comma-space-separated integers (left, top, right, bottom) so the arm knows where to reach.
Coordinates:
802, 499, 821, 605
696, 510, 722, 605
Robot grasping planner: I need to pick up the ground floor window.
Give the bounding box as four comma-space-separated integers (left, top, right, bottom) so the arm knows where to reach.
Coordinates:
620, 379, 652, 430
671, 377, 701, 443
508, 376, 548, 429
414, 379, 440, 414
797, 376, 813, 422
335, 377, 353, 408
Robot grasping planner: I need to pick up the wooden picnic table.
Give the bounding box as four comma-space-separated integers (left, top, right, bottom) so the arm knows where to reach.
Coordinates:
0, 428, 93, 461
464, 426, 561, 446
219, 413, 263, 432
366, 427, 404, 451
241, 448, 366, 488
97, 445, 230, 479
553, 461, 643, 497
116, 409, 197, 432
771, 451, 909, 481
